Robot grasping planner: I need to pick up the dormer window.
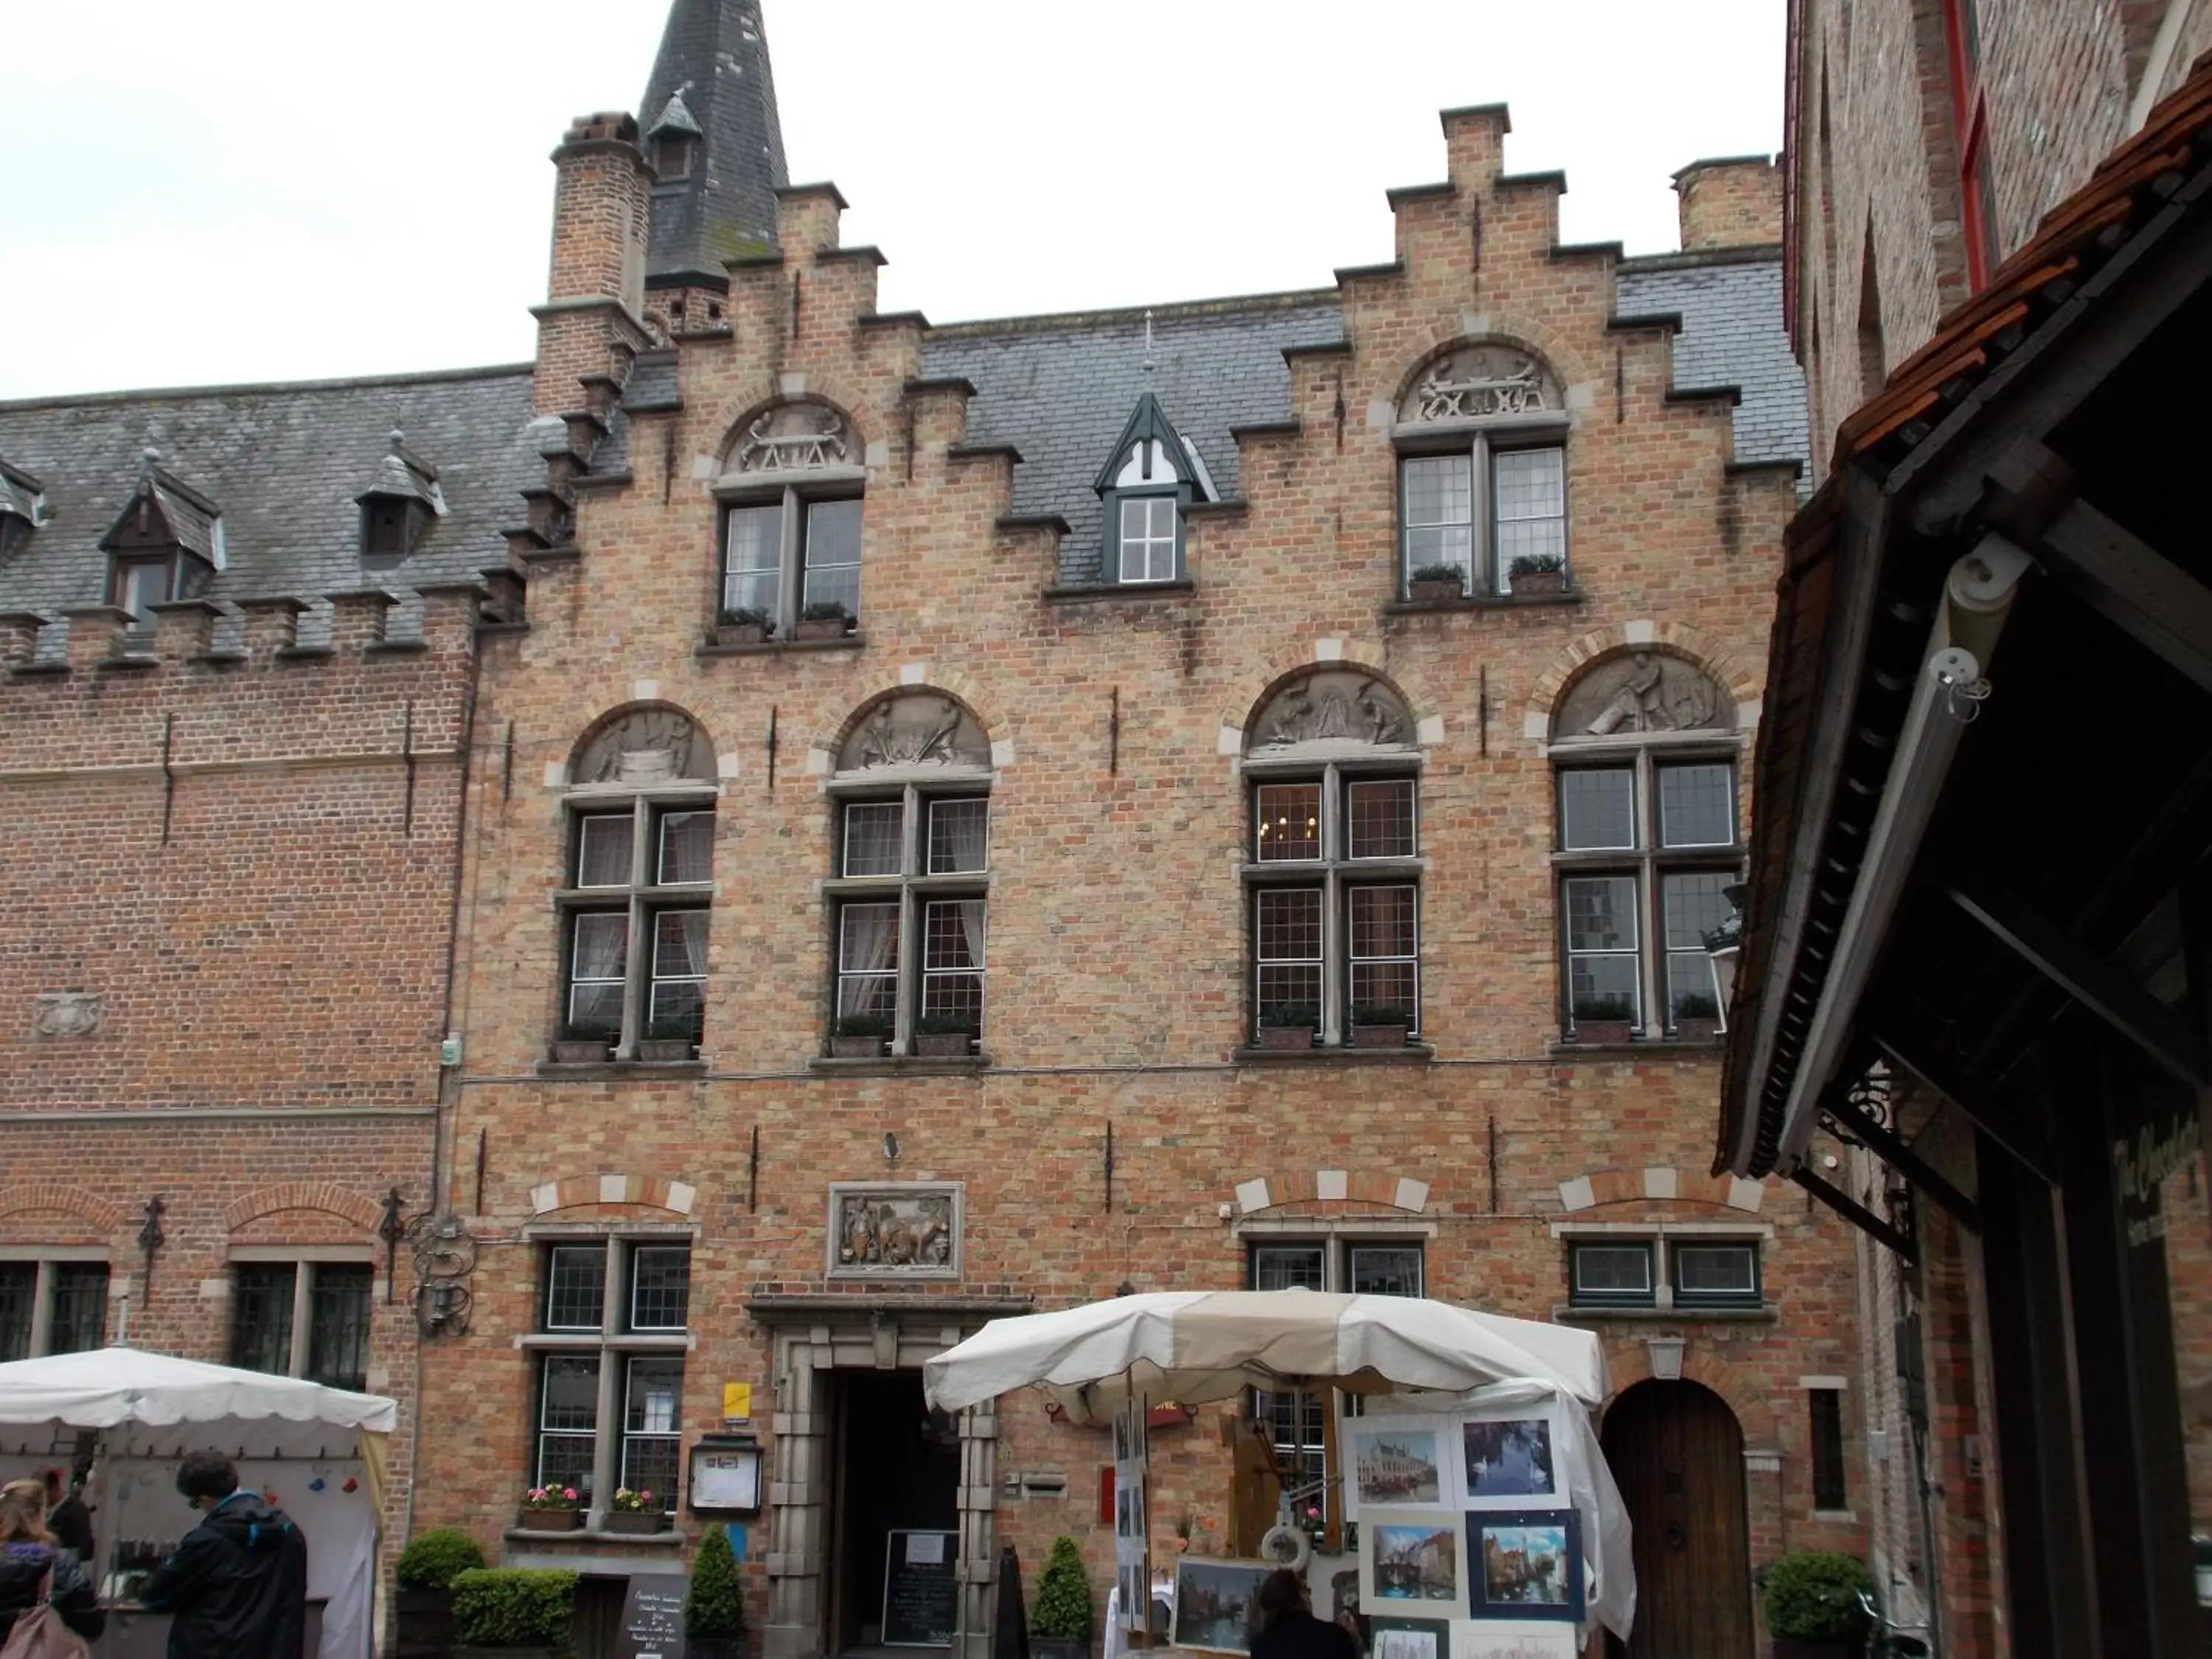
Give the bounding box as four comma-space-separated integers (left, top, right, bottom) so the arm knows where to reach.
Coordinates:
655, 133, 695, 181
0, 459, 44, 563
1095, 393, 1213, 585
355, 428, 444, 564
99, 454, 222, 643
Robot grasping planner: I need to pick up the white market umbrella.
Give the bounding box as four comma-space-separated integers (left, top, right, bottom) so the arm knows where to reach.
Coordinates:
0, 1346, 396, 1433
922, 1288, 1607, 1423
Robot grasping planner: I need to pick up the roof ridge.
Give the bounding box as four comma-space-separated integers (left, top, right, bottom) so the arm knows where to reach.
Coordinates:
0, 361, 534, 414
928, 288, 1343, 340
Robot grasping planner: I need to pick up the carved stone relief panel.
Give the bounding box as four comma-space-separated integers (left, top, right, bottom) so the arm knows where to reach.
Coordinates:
1554, 651, 1733, 738
728, 402, 856, 474
837, 694, 990, 773
1397, 344, 1562, 424
32, 992, 103, 1037
572, 708, 714, 786
1248, 671, 1414, 754
827, 1183, 962, 1278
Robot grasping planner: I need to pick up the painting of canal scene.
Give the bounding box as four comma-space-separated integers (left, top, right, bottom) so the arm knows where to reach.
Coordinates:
1171, 1557, 1270, 1655
1362, 1514, 1462, 1606
1467, 1510, 1582, 1624
1461, 1417, 1557, 1502
1351, 1423, 1444, 1508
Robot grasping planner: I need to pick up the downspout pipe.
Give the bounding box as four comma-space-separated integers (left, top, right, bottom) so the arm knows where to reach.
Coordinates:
1773, 536, 2034, 1169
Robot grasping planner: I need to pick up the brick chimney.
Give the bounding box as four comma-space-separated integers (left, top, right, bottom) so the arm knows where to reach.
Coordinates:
534, 111, 653, 415
1672, 156, 1783, 251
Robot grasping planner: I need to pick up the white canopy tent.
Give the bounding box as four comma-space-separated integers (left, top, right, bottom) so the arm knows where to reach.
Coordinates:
0, 1347, 397, 1659
924, 1289, 1635, 1641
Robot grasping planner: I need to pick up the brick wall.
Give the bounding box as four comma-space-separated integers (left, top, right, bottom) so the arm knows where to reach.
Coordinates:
1676, 158, 1784, 252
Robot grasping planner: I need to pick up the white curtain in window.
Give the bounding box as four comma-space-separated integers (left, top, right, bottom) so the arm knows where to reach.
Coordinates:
936, 801, 988, 872
664, 910, 708, 977
956, 899, 985, 971
574, 914, 627, 979
843, 905, 897, 973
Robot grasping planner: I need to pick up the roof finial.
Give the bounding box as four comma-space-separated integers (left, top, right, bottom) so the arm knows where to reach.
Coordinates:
1141, 308, 1155, 375
389, 426, 406, 453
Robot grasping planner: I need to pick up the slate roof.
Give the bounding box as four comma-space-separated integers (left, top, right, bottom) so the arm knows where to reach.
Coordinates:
0, 364, 541, 644
641, 0, 788, 276
919, 296, 1346, 585
1615, 249, 1809, 482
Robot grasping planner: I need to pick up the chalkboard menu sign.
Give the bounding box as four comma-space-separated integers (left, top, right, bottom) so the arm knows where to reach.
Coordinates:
617, 1572, 689, 1659
882, 1529, 959, 1647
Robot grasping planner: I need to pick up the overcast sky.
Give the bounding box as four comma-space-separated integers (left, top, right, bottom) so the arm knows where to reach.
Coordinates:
2, 1, 1782, 403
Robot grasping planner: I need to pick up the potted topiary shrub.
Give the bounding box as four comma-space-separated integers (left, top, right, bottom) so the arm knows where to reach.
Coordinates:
1670, 992, 1722, 1043
686, 1523, 747, 1659
1257, 1002, 1318, 1051
1030, 1534, 1094, 1659
914, 1012, 975, 1058
795, 599, 853, 641
715, 605, 773, 647
1407, 563, 1467, 605
1507, 552, 1568, 595
395, 1527, 485, 1658
831, 1012, 888, 1059
1571, 993, 1636, 1046
515, 1485, 582, 1531
604, 1488, 670, 1536
1761, 1551, 1874, 1659
1349, 1004, 1411, 1048
451, 1567, 577, 1658
637, 1015, 698, 1065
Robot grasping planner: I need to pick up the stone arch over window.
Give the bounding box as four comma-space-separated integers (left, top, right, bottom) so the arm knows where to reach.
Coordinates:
1394, 338, 1565, 425
223, 1183, 385, 1235
1549, 647, 1736, 743
712, 397, 869, 637
566, 703, 717, 790
1242, 667, 1419, 759
832, 689, 993, 778
718, 397, 863, 477
1525, 623, 1759, 747
0, 1185, 124, 1236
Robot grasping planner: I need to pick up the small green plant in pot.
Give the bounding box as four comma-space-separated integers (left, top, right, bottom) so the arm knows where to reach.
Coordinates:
637, 1014, 700, 1065
1407, 562, 1467, 603
1507, 552, 1568, 594
1349, 1004, 1412, 1048
716, 605, 773, 646
832, 1011, 888, 1058
796, 598, 854, 640
1258, 1001, 1319, 1051
914, 1011, 977, 1058
686, 1524, 747, 1659
396, 1528, 485, 1656
451, 1567, 577, 1655
1670, 990, 1723, 1040
1571, 992, 1637, 1045
1762, 1551, 1874, 1658
1031, 1535, 1094, 1659
605, 1487, 669, 1534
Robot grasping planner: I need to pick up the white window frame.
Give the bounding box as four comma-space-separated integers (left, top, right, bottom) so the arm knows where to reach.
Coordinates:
559, 793, 717, 1060
1117, 494, 1180, 585
1397, 436, 1567, 598
1554, 1225, 1769, 1312
718, 487, 866, 634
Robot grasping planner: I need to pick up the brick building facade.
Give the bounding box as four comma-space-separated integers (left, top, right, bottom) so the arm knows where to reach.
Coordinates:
1, 5, 1850, 1658
1733, 5, 2212, 1655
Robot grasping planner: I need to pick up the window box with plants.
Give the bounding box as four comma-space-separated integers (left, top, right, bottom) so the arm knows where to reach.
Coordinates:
1406, 562, 1467, 605
830, 1012, 888, 1060
1029, 1534, 1094, 1659
1570, 994, 1637, 1046
1349, 1004, 1411, 1048
686, 1523, 747, 1659
914, 1012, 976, 1059
451, 1567, 577, 1658
794, 599, 854, 641
551, 1026, 614, 1065
394, 1528, 485, 1659
1669, 992, 1722, 1043
1761, 1551, 1874, 1659
1257, 1002, 1318, 1051
1507, 552, 1568, 596
636, 1015, 700, 1065
714, 606, 773, 647
602, 1487, 672, 1535
515, 1486, 582, 1531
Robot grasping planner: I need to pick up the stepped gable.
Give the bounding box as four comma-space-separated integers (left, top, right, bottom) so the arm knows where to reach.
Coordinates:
1616, 249, 1808, 479
0, 365, 541, 629
920, 294, 1346, 586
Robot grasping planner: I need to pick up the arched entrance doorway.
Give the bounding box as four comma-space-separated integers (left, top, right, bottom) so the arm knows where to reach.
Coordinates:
1601, 1380, 1753, 1659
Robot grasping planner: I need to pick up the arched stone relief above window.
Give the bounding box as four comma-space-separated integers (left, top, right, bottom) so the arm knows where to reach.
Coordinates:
838, 693, 991, 776
571, 707, 716, 788
1247, 670, 1416, 758
1554, 652, 1733, 740
1399, 343, 1562, 425
726, 401, 858, 476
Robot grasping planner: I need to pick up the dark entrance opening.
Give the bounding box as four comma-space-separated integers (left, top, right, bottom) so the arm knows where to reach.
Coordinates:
1601, 1379, 1753, 1659
831, 1368, 962, 1657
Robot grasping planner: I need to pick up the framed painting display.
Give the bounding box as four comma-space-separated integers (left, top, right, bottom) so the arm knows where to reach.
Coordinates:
1345, 1417, 1450, 1518
1451, 1623, 1579, 1659
1465, 1509, 1582, 1624
1360, 1512, 1464, 1610
1369, 1615, 1450, 1659
1458, 1414, 1561, 1509
1171, 1557, 1271, 1655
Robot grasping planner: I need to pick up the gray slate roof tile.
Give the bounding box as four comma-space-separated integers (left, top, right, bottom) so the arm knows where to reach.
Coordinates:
1615, 253, 1808, 484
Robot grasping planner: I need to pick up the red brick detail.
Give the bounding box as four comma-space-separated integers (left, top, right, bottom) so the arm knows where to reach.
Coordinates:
1561, 1167, 1753, 1210
1238, 1171, 1427, 1213
223, 1183, 383, 1235
532, 1175, 691, 1215
1602, 1338, 1780, 1448
0, 1183, 124, 1234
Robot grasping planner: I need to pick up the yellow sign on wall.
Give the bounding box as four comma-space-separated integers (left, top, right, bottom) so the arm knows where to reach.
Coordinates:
723, 1382, 754, 1423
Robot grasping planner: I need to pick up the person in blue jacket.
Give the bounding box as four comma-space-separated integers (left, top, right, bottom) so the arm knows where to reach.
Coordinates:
142, 1452, 309, 1659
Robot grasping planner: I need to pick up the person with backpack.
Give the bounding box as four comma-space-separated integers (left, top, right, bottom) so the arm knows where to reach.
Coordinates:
140, 1452, 309, 1659
0, 1475, 105, 1652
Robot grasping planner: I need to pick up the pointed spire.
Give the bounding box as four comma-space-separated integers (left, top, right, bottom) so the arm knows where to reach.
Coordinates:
640, 0, 790, 277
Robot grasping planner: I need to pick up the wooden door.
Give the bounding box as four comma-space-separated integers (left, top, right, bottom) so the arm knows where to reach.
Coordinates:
1601, 1380, 1753, 1659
